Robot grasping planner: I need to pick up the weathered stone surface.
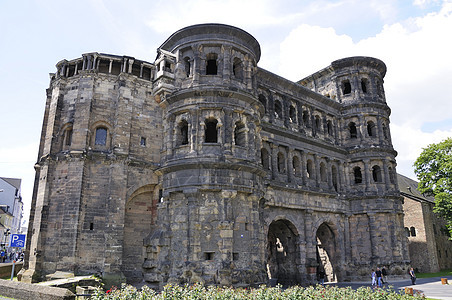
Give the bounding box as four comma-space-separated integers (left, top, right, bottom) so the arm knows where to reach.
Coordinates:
22, 24, 409, 288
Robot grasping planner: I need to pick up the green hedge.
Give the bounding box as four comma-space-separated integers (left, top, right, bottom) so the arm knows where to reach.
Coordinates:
90, 283, 424, 299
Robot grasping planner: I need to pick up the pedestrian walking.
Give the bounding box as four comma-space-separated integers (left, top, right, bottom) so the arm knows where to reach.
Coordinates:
371, 269, 377, 287
376, 267, 383, 287
409, 267, 416, 285
382, 266, 388, 284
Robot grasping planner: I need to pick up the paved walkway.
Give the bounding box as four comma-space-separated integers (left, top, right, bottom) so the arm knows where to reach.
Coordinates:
333, 276, 452, 300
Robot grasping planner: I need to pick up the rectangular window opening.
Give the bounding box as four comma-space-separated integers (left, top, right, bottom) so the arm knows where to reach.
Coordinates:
140, 137, 146, 146
204, 252, 214, 261
233, 252, 239, 261
90, 222, 94, 230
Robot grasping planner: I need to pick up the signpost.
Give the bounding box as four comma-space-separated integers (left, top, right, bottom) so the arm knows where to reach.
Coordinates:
10, 234, 26, 248
9, 234, 26, 280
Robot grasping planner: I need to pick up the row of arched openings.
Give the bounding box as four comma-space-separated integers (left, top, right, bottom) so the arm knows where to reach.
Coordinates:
348, 120, 388, 140
183, 53, 244, 80
261, 148, 340, 191
176, 118, 247, 147
259, 94, 336, 138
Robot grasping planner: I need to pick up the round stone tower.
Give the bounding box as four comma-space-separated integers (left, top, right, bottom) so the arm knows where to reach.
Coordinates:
144, 24, 267, 288
299, 57, 407, 275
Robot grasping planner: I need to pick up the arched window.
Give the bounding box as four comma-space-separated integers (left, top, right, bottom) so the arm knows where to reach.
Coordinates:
320, 162, 327, 182
258, 94, 267, 113
306, 159, 314, 179
327, 120, 333, 136
63, 126, 73, 147
349, 122, 357, 139
274, 100, 282, 119
342, 80, 352, 95
261, 148, 270, 170
367, 121, 376, 137
184, 57, 191, 77
232, 57, 243, 80
405, 227, 410, 237
361, 78, 368, 93
372, 165, 382, 182
234, 121, 246, 147
204, 118, 218, 143
277, 152, 286, 173
95, 127, 107, 146
177, 120, 189, 146
303, 111, 310, 127
315, 115, 321, 133
293, 156, 301, 177
410, 226, 416, 237
353, 167, 362, 184
289, 105, 296, 123
206, 53, 218, 75
332, 165, 338, 191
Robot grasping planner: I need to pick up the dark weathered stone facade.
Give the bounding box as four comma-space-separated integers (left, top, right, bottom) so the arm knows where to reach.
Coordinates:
21, 24, 409, 287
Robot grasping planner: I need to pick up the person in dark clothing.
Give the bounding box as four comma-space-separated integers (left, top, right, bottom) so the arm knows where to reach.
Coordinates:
409, 267, 416, 285
376, 267, 383, 287
318, 270, 325, 286
381, 266, 388, 284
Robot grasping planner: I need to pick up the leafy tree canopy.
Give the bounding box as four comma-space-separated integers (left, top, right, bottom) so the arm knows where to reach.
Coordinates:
414, 137, 452, 238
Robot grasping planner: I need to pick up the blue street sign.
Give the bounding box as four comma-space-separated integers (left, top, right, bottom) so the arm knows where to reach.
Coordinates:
10, 234, 26, 248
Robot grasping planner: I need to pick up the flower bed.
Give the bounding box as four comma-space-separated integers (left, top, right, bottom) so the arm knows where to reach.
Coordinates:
91, 283, 424, 299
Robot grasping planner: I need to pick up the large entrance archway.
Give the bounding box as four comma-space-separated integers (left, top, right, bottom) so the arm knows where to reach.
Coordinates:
316, 222, 338, 283
267, 219, 300, 286
122, 185, 156, 283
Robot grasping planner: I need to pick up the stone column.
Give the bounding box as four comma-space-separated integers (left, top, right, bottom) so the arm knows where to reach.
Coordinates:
193, 45, 201, 84
326, 158, 333, 190
271, 144, 278, 180
358, 115, 364, 142
344, 162, 352, 192
383, 159, 390, 190
128, 59, 134, 73
304, 209, 317, 283
344, 214, 352, 264
363, 159, 370, 192
288, 148, 294, 183
247, 118, 256, 160
367, 212, 377, 263
314, 154, 320, 187
108, 59, 113, 74
223, 108, 233, 155
377, 116, 384, 144
301, 151, 307, 186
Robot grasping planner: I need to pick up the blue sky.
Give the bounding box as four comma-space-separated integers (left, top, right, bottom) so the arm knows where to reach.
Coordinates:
1, 0, 452, 224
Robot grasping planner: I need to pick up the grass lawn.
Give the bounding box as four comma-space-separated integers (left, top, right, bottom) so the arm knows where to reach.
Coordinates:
416, 269, 452, 279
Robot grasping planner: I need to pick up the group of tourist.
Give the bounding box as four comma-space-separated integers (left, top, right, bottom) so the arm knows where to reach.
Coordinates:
0, 248, 24, 263
371, 266, 417, 287
371, 266, 388, 287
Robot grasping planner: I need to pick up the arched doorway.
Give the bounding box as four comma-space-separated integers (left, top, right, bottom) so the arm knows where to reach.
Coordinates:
267, 219, 300, 286
122, 185, 156, 283
316, 223, 337, 283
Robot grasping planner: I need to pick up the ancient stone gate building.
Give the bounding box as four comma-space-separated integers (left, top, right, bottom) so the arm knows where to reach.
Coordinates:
21, 24, 409, 287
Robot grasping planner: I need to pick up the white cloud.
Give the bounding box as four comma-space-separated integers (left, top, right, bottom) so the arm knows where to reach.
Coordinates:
278, 1, 452, 178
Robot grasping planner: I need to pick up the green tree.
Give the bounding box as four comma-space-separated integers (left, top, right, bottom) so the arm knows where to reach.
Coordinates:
414, 137, 452, 238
